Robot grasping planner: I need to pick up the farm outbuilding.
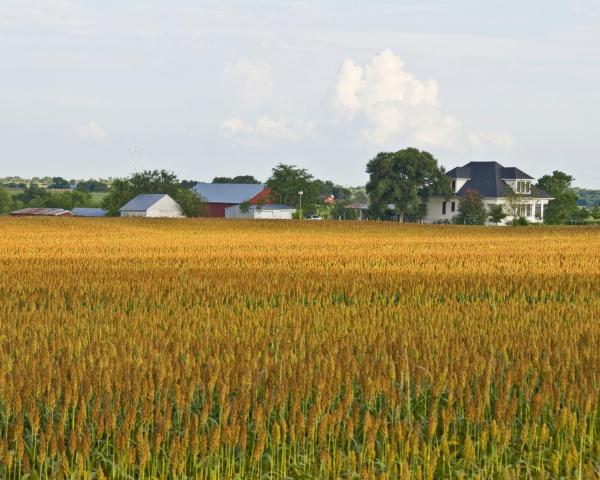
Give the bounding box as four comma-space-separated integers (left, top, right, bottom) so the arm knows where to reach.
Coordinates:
119, 194, 184, 218
72, 208, 108, 217
190, 183, 271, 217
10, 208, 73, 217
225, 203, 296, 219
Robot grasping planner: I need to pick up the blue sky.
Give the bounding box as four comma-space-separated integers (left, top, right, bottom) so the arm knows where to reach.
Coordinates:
1, 0, 599, 187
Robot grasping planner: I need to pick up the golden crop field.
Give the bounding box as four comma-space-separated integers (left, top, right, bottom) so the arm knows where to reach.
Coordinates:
0, 218, 599, 479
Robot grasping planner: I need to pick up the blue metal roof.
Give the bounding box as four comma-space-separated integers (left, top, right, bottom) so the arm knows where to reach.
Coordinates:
191, 183, 266, 203
72, 208, 107, 217
119, 194, 171, 211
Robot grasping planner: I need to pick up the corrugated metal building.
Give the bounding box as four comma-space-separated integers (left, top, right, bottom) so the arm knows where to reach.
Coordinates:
190, 183, 271, 217
225, 203, 296, 219
10, 208, 73, 217
72, 208, 108, 217
119, 194, 184, 218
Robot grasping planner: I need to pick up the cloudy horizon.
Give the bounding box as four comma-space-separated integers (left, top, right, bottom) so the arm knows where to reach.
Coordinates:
1, 1, 599, 187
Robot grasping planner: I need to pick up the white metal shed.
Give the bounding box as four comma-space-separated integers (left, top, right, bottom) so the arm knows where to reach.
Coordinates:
119, 194, 184, 218
224, 204, 296, 220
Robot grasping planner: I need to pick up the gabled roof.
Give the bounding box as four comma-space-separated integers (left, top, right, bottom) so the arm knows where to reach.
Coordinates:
447, 162, 551, 198
191, 183, 266, 203
72, 208, 107, 217
119, 194, 172, 211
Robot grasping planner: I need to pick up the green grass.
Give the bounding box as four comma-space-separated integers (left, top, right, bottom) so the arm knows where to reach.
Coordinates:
4, 187, 24, 198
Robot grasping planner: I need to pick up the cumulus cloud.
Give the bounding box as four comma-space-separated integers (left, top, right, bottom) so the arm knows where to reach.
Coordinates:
221, 116, 315, 141
76, 121, 107, 142
225, 58, 274, 107
329, 49, 514, 151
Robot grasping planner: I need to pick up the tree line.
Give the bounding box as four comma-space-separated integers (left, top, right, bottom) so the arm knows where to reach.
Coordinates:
1, 149, 598, 223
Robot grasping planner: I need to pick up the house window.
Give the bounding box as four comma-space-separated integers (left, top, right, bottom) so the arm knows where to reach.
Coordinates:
516, 180, 531, 194
451, 201, 456, 213
451, 180, 456, 192
442, 201, 447, 215
535, 203, 542, 218
526, 204, 533, 217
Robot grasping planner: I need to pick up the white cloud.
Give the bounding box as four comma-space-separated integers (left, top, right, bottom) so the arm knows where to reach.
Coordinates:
225, 58, 274, 107
76, 121, 106, 142
328, 49, 514, 151
221, 116, 315, 141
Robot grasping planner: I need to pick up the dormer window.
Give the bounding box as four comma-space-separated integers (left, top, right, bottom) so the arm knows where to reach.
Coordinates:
516, 180, 531, 194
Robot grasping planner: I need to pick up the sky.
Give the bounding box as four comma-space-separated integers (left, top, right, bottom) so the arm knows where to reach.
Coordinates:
1, 0, 599, 187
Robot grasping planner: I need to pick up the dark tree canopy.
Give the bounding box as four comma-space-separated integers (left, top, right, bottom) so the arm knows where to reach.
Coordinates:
180, 180, 199, 190
13, 184, 94, 210
212, 175, 261, 184
76, 180, 109, 193
454, 190, 487, 225
48, 177, 71, 189
366, 148, 452, 222
313, 180, 353, 203
488, 204, 507, 224
266, 164, 319, 214
536, 171, 579, 224
102, 170, 204, 217
0, 187, 12, 214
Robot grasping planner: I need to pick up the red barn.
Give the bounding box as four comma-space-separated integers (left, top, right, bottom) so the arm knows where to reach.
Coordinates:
190, 183, 272, 218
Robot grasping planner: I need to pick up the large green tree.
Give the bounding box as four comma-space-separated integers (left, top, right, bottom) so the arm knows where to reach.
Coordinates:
212, 175, 261, 184
454, 190, 487, 225
266, 164, 319, 215
365, 148, 452, 222
535, 171, 578, 224
0, 187, 12, 214
102, 170, 204, 217
76, 179, 109, 193
48, 177, 71, 189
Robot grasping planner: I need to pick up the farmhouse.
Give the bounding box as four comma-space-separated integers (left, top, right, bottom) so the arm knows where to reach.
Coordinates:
10, 207, 73, 217
424, 161, 553, 224
190, 183, 271, 217
72, 208, 108, 217
119, 194, 183, 218
225, 203, 296, 219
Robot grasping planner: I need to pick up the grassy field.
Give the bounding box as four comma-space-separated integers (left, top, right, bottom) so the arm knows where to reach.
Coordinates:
0, 219, 599, 479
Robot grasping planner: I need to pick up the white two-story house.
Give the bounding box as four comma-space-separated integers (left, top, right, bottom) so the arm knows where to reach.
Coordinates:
424, 161, 553, 224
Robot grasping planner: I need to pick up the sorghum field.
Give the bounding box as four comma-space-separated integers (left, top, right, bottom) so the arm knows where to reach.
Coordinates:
0, 218, 599, 479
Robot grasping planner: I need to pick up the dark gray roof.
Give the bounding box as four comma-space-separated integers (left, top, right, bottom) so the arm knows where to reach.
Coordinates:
72, 208, 107, 217
447, 162, 534, 181
447, 162, 550, 198
529, 185, 553, 199
191, 183, 266, 203
446, 166, 472, 179
500, 167, 534, 180
119, 194, 171, 211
